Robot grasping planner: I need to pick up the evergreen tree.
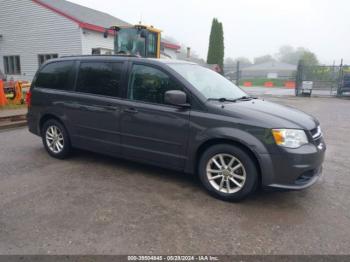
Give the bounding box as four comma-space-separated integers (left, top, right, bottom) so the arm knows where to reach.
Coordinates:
217, 21, 224, 69
207, 18, 225, 70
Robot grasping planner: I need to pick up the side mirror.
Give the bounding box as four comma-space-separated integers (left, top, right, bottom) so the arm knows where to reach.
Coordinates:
164, 90, 190, 108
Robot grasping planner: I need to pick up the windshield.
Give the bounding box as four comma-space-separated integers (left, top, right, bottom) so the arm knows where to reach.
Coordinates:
168, 64, 247, 100
116, 28, 145, 56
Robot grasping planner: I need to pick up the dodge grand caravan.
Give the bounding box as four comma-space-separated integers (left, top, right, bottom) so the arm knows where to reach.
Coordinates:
27, 56, 326, 201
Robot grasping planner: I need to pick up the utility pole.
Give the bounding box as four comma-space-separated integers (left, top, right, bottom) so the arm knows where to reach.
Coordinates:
236, 61, 240, 86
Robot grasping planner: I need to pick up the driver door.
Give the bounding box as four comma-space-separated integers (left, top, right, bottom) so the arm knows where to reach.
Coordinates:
119, 64, 190, 169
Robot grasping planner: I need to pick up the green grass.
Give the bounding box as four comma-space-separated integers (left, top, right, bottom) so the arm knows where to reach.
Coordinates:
0, 103, 27, 110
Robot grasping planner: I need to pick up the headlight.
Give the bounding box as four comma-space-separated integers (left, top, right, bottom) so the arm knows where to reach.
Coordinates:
272, 129, 308, 148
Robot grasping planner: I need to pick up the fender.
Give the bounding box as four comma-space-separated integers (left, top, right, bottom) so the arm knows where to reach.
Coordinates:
196, 127, 270, 154
185, 126, 273, 175
37, 106, 69, 135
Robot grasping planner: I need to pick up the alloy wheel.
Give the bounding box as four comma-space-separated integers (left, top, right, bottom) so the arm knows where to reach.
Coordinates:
45, 125, 64, 154
206, 153, 247, 194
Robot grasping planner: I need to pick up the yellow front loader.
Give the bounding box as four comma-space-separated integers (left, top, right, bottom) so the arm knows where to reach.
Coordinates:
105, 24, 162, 58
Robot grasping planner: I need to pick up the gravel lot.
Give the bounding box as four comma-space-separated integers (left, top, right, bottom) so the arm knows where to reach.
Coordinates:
0, 95, 349, 255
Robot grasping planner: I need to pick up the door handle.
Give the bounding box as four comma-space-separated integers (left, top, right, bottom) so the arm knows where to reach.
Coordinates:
123, 108, 138, 114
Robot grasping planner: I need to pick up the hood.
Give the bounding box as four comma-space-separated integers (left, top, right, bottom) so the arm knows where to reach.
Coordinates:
209, 99, 318, 130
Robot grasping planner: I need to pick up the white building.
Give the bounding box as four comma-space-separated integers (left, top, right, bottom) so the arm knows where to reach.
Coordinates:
0, 0, 180, 81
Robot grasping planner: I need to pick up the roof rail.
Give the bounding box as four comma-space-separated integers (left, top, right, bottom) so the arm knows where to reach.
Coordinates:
61, 54, 140, 58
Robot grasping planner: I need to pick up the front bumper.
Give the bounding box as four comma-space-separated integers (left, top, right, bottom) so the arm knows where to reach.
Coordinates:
267, 166, 323, 190
260, 138, 326, 190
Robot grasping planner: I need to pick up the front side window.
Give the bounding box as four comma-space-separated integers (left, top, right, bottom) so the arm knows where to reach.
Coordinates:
35, 61, 75, 90
3, 56, 21, 75
168, 64, 247, 100
128, 65, 182, 104
76, 62, 122, 97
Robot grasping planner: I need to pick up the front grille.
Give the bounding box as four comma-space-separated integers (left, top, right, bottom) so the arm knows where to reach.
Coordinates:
314, 137, 323, 147
310, 126, 322, 140
310, 125, 325, 150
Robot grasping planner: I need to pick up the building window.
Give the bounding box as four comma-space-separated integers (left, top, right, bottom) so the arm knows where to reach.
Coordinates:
92, 48, 101, 55
91, 48, 113, 55
38, 54, 58, 66
3, 56, 21, 75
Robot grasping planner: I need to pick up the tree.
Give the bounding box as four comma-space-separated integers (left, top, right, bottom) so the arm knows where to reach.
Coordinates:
300, 51, 319, 66
277, 45, 299, 64
207, 18, 225, 70
224, 57, 235, 65
277, 45, 319, 66
217, 21, 224, 69
254, 55, 275, 64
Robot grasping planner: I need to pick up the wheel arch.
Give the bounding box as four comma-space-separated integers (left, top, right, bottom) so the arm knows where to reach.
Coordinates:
39, 113, 72, 159
194, 138, 263, 187
39, 113, 65, 135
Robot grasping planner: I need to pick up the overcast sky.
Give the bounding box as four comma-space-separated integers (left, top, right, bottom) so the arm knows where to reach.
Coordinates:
70, 0, 349, 64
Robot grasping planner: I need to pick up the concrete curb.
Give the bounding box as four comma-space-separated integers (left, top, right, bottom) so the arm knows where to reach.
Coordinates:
0, 120, 27, 130
0, 114, 27, 130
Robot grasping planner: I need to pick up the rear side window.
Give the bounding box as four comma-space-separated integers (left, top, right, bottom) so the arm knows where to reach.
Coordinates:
35, 61, 75, 90
76, 62, 123, 97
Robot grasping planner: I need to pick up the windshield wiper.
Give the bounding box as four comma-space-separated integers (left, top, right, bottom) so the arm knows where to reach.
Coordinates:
208, 96, 257, 103
234, 95, 257, 101
207, 98, 238, 102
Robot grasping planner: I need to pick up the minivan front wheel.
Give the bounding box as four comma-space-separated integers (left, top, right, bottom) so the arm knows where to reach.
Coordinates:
42, 119, 71, 159
199, 144, 258, 201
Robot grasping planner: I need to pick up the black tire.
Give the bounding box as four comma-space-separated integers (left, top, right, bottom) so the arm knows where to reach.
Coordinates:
198, 144, 258, 201
41, 119, 71, 159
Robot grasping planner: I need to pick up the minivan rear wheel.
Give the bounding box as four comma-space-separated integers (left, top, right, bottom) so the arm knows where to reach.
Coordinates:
198, 144, 258, 201
42, 119, 71, 159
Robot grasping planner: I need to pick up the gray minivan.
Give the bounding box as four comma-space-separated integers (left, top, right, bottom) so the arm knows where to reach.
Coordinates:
27, 56, 326, 201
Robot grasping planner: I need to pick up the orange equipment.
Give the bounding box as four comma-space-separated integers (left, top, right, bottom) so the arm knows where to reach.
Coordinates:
243, 81, 252, 87
13, 81, 23, 104
0, 79, 8, 107
284, 81, 296, 89
264, 81, 274, 87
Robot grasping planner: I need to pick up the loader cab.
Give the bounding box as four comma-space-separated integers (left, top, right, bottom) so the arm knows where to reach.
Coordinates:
105, 25, 161, 58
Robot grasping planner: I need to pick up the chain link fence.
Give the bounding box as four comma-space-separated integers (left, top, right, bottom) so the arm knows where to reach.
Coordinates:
224, 62, 296, 88
295, 61, 350, 97
225, 60, 350, 97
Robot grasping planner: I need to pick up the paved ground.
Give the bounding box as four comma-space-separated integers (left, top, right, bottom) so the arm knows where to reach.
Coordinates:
0, 96, 350, 255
